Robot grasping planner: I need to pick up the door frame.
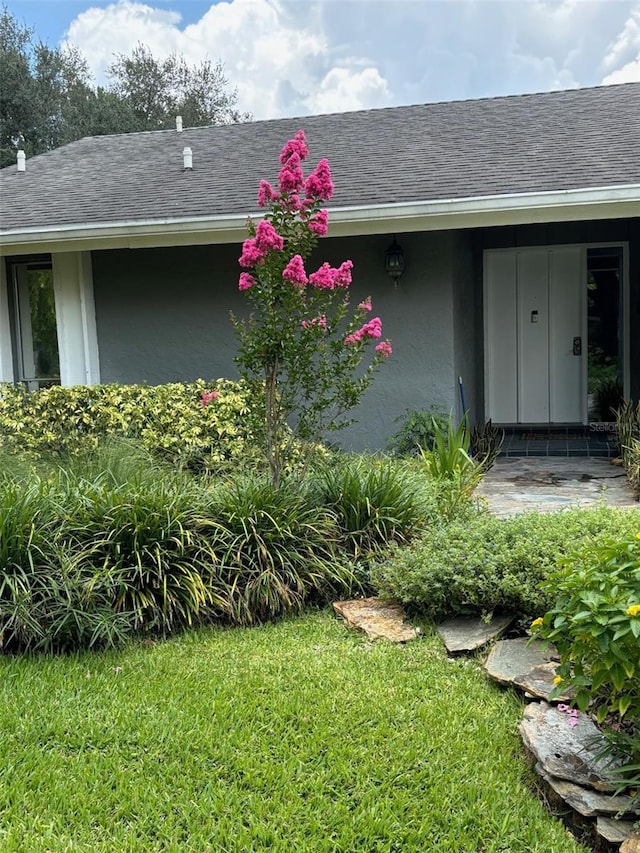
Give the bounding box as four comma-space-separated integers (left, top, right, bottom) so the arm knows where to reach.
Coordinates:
483, 241, 630, 424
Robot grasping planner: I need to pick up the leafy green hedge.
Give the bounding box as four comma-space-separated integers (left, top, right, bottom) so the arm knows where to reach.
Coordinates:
371, 507, 640, 621
0, 380, 264, 470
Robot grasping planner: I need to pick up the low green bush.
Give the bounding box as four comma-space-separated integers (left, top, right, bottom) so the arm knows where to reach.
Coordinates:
0, 380, 264, 472
0, 473, 134, 653
417, 414, 485, 519
371, 507, 640, 622
201, 477, 357, 625
61, 475, 220, 635
386, 408, 449, 456
532, 531, 640, 722
311, 456, 430, 558
533, 531, 640, 807
0, 453, 362, 650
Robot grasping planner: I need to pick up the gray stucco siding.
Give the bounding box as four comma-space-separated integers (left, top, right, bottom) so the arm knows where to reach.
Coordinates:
91, 233, 461, 451
92, 244, 244, 385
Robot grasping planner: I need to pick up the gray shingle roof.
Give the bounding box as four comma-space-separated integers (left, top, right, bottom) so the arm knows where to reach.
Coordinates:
1, 82, 639, 234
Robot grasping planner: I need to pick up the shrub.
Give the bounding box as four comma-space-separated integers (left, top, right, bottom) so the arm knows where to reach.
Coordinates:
200, 477, 357, 625
311, 456, 430, 558
61, 474, 221, 634
532, 532, 640, 723
0, 380, 264, 472
532, 531, 640, 806
417, 414, 485, 519
0, 474, 133, 652
386, 409, 449, 457
616, 400, 640, 495
371, 507, 640, 622
470, 419, 504, 470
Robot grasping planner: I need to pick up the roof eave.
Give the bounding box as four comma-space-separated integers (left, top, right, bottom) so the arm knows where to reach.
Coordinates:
1, 184, 639, 256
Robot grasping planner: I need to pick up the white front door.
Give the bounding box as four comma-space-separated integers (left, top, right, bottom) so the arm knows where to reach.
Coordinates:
485, 246, 585, 424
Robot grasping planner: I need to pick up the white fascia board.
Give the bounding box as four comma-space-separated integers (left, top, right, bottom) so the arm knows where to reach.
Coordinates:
1, 183, 639, 256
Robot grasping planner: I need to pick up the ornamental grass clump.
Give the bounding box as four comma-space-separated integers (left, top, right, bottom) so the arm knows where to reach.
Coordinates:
200, 477, 358, 625
312, 456, 429, 559
232, 130, 392, 487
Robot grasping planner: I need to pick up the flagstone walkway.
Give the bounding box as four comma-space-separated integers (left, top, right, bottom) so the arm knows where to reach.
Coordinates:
476, 456, 638, 516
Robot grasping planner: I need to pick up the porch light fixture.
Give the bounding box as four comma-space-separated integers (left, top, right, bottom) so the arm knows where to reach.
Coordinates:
385, 237, 405, 285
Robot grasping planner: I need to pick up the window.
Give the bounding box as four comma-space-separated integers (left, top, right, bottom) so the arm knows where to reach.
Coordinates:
8, 259, 60, 388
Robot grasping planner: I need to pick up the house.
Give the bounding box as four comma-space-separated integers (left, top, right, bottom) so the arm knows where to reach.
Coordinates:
1, 82, 639, 450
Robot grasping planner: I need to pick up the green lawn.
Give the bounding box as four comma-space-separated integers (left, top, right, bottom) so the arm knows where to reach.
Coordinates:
0, 612, 588, 853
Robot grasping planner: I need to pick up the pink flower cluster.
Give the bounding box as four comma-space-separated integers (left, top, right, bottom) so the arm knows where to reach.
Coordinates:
308, 260, 353, 290
278, 152, 304, 194
239, 272, 257, 291
358, 298, 372, 312
304, 159, 334, 201
279, 130, 309, 164
308, 209, 328, 236
375, 340, 393, 359
344, 317, 383, 346
282, 255, 308, 288
257, 180, 278, 207
301, 315, 327, 331
239, 220, 284, 268
200, 390, 219, 407
557, 704, 580, 728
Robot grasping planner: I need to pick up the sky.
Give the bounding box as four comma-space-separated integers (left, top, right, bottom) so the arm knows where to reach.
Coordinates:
6, 0, 640, 120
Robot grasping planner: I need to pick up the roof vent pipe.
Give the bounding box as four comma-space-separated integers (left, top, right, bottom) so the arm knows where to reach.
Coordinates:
17, 150, 26, 172
183, 147, 192, 170
176, 115, 183, 132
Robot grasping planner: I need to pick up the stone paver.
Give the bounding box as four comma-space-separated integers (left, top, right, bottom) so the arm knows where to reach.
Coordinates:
332, 597, 419, 643
436, 614, 514, 654
519, 701, 623, 792
477, 457, 637, 516
484, 638, 575, 701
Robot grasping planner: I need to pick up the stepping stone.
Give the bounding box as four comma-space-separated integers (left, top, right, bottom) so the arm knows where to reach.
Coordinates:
597, 817, 640, 845
436, 614, 514, 654
535, 764, 639, 817
485, 638, 574, 701
621, 838, 640, 853
332, 597, 419, 643
520, 702, 624, 792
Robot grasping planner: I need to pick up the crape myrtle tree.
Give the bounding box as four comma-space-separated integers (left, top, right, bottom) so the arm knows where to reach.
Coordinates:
230, 130, 392, 487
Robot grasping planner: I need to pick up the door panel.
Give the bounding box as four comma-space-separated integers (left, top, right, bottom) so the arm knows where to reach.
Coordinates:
549, 247, 584, 422
517, 251, 549, 423
485, 251, 518, 423
485, 246, 585, 425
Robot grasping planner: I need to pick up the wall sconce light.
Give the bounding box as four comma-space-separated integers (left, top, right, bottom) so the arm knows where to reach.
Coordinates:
385, 236, 405, 286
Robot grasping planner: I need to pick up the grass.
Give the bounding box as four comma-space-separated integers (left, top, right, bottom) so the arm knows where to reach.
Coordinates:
0, 612, 588, 853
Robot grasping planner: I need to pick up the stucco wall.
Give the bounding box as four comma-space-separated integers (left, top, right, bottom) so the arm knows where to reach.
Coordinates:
92, 244, 245, 384
90, 217, 638, 450
452, 231, 478, 425
91, 232, 459, 451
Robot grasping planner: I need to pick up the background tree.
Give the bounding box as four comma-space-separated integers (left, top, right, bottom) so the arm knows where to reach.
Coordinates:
0, 6, 249, 168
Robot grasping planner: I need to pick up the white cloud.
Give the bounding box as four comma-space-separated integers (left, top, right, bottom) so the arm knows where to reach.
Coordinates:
601, 4, 640, 84
62, 0, 640, 121
64, 0, 392, 118
65, 1, 184, 78
308, 66, 391, 114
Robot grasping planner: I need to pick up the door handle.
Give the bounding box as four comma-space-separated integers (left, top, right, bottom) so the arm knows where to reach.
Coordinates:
573, 336, 582, 356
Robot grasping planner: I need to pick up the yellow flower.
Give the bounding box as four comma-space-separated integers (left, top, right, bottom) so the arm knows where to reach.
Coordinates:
626, 604, 640, 618
530, 617, 543, 629
553, 675, 564, 685
636, 532, 640, 540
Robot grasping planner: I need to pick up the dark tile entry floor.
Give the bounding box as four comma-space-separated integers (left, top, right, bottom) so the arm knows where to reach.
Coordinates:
499, 426, 619, 458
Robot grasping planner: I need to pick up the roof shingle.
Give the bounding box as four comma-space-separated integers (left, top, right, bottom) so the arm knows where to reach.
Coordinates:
1, 82, 639, 233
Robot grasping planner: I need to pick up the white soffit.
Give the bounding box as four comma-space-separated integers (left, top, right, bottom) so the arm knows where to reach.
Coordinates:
1, 184, 639, 255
